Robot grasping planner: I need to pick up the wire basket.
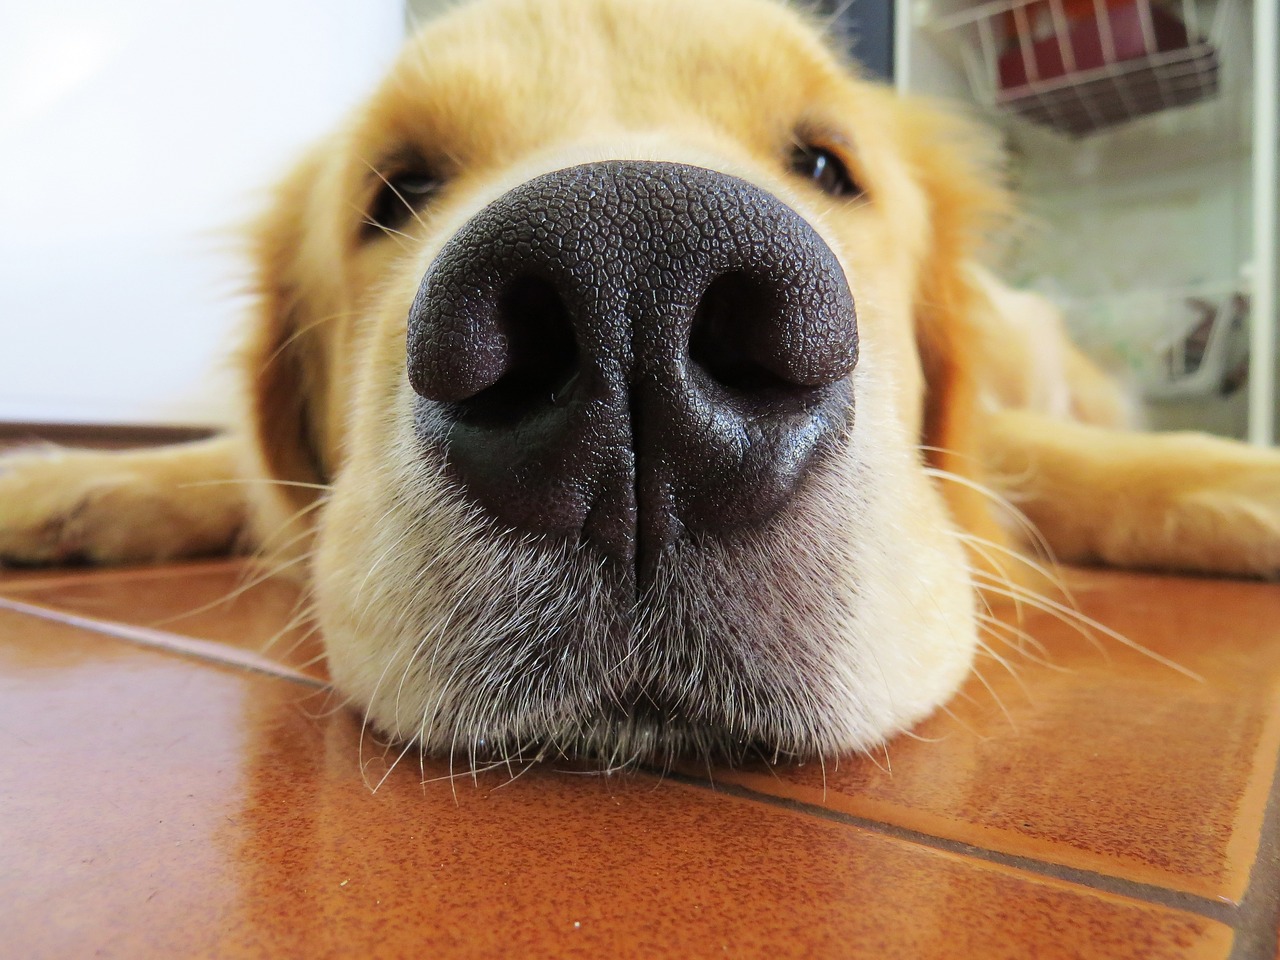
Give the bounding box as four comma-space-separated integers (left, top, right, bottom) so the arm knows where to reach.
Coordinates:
926, 0, 1232, 137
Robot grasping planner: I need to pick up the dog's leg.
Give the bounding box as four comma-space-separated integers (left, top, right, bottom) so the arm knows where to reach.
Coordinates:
0, 436, 249, 565
983, 409, 1280, 577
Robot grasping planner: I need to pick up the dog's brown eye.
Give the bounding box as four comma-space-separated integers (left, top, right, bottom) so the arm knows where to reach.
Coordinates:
789, 145, 860, 198
363, 169, 440, 239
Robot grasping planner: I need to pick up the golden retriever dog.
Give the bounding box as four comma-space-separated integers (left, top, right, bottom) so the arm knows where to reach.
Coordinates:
3, 0, 1278, 766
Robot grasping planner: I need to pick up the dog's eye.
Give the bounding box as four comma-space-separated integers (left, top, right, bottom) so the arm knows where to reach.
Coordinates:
363, 169, 441, 239
789, 145, 860, 198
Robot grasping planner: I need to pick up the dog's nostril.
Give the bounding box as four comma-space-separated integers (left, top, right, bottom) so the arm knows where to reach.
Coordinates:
690, 272, 796, 394
690, 268, 858, 398
459, 275, 579, 424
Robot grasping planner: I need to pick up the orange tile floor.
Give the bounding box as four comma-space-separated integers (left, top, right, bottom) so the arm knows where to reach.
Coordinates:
3, 559, 1280, 958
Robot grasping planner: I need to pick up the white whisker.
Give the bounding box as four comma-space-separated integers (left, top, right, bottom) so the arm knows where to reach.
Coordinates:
973, 574, 1203, 681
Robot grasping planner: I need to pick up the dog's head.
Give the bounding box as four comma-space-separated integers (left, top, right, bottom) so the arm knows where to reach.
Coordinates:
243, 0, 1008, 765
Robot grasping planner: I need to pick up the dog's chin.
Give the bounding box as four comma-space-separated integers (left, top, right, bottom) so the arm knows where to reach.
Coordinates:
320, 511, 866, 767
314, 388, 980, 769
392, 528, 876, 769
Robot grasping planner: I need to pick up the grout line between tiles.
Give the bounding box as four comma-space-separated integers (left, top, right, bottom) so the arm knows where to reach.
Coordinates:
0, 596, 326, 690
663, 769, 1239, 927
1226, 734, 1280, 960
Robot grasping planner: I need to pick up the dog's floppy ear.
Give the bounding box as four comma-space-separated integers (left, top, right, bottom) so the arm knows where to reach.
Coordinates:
899, 102, 1014, 559
239, 147, 342, 557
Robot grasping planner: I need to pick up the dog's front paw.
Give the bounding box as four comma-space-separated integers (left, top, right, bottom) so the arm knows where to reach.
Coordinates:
1081, 434, 1280, 579
0, 440, 248, 566
0, 445, 158, 564
0, 446, 91, 563
987, 413, 1280, 579
1166, 455, 1280, 578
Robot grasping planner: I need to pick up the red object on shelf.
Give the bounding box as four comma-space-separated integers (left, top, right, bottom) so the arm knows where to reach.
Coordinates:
998, 0, 1194, 90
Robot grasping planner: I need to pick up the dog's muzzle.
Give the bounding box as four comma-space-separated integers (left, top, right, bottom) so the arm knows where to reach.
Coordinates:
406, 160, 857, 580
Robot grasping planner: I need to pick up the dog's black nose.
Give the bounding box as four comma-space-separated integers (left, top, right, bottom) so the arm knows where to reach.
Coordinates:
407, 160, 857, 575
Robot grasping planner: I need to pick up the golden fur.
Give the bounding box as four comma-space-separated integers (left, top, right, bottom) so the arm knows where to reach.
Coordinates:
2, 0, 1278, 764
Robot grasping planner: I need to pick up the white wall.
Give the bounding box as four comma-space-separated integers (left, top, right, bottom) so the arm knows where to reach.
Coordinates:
0, 0, 405, 426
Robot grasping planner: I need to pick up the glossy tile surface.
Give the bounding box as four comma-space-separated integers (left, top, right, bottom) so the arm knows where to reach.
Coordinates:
0, 559, 322, 678
2, 563, 1280, 957
710, 572, 1280, 903
0, 606, 1232, 959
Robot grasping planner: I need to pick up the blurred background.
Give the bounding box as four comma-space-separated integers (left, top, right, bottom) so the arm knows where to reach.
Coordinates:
905, 0, 1276, 443
0, 0, 404, 430
0, 0, 1274, 444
